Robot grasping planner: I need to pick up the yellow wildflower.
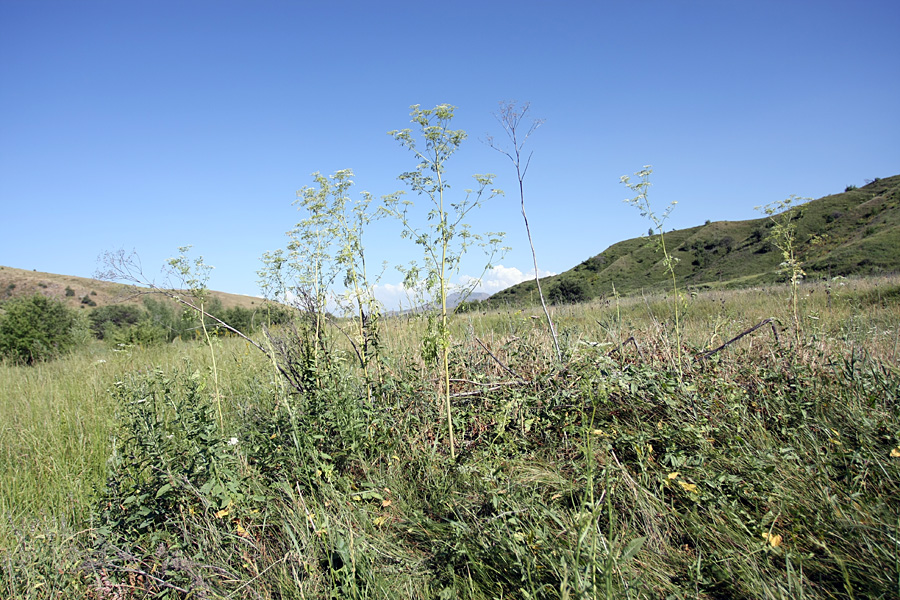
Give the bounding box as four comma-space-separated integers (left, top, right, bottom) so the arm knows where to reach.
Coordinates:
678, 480, 698, 493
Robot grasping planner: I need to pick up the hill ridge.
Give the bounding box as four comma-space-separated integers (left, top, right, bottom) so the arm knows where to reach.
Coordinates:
0, 266, 265, 312
485, 174, 900, 306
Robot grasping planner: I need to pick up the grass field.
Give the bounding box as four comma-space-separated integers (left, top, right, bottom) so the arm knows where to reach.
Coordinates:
1, 276, 898, 599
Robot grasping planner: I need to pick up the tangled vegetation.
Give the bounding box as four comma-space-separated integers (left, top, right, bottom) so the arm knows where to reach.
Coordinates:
1, 105, 898, 598
1, 274, 898, 599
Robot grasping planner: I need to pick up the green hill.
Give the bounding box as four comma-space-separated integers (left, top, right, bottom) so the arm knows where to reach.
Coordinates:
487, 174, 900, 306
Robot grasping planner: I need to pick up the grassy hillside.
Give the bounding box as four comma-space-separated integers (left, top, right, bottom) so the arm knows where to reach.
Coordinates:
488, 175, 900, 306
0, 265, 265, 312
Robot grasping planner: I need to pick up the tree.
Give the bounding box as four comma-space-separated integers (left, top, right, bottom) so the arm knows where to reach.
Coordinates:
0, 295, 76, 364
487, 101, 561, 362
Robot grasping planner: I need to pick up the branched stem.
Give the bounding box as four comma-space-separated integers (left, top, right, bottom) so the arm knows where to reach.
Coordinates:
621, 166, 682, 376
487, 101, 561, 362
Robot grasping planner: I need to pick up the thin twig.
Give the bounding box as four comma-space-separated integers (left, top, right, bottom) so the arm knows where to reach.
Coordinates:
697, 317, 779, 360
96, 249, 306, 392
607, 336, 645, 361
451, 386, 509, 398
449, 378, 522, 386
324, 312, 364, 367
474, 336, 527, 382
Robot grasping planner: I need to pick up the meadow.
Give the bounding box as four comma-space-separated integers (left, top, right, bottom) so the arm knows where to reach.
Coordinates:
1, 276, 899, 599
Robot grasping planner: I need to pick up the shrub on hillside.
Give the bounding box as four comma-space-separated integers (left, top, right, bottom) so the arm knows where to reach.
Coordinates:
549, 278, 589, 304
141, 297, 182, 342
88, 304, 145, 339
0, 295, 76, 364
216, 306, 263, 334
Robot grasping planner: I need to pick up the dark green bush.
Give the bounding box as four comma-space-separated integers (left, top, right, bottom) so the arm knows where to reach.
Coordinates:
0, 295, 76, 364
549, 278, 589, 304
141, 297, 181, 342
217, 306, 258, 334
141, 296, 206, 342
88, 304, 145, 339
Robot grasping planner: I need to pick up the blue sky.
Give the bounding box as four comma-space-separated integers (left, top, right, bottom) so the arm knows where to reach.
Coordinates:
2, 0, 898, 308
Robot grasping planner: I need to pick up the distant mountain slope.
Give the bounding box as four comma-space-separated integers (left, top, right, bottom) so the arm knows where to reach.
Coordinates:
0, 266, 265, 312
487, 175, 900, 306
388, 291, 490, 316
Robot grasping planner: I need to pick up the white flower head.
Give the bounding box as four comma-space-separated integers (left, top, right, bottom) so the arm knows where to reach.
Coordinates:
227, 437, 239, 446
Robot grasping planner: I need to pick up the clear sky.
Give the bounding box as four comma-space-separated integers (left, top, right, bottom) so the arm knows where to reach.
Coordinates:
2, 0, 898, 308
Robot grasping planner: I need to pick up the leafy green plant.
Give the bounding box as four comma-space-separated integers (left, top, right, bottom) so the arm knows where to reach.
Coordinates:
301, 169, 384, 400
382, 103, 506, 459
167, 246, 225, 430
550, 278, 589, 304
756, 195, 810, 342
140, 296, 187, 342
0, 294, 76, 364
259, 168, 385, 402
621, 166, 683, 372
96, 366, 268, 595
288, 172, 342, 360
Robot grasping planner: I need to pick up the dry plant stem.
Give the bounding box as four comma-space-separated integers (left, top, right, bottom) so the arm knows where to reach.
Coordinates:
697, 317, 778, 360
449, 378, 521, 386
520, 181, 561, 360
489, 102, 561, 362
607, 335, 645, 362
474, 336, 526, 382
96, 250, 302, 393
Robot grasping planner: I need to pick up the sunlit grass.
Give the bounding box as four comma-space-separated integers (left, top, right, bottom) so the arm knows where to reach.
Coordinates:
0, 337, 270, 548
1, 277, 898, 598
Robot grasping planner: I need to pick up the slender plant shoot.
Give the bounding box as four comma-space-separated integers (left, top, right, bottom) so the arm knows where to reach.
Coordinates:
487, 101, 561, 362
